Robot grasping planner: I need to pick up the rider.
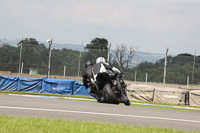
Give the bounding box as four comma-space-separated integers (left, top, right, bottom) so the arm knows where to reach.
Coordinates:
93, 57, 130, 105
82, 58, 119, 102
82, 57, 130, 105
82, 61, 98, 99
92, 57, 120, 80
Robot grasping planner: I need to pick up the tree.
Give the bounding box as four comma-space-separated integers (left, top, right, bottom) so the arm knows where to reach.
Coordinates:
0, 44, 18, 64
83, 38, 109, 63
114, 44, 135, 70
18, 38, 39, 45
17, 38, 48, 65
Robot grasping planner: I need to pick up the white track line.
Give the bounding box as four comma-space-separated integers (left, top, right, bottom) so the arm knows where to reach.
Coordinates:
0, 106, 200, 123
9, 94, 39, 98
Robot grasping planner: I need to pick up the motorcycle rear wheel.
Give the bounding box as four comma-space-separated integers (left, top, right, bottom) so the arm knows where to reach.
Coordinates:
103, 83, 120, 104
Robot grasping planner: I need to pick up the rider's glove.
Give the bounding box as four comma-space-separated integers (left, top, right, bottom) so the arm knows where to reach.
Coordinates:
112, 67, 121, 73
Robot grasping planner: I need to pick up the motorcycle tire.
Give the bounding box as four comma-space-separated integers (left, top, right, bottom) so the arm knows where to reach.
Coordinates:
103, 83, 120, 104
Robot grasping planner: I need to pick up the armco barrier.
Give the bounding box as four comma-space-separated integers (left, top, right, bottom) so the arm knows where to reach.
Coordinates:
0, 75, 91, 97
189, 90, 200, 106
127, 84, 191, 105
127, 84, 155, 102
153, 87, 188, 105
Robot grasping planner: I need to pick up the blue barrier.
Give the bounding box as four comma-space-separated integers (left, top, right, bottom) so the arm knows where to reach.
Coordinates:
41, 78, 75, 95
0, 75, 91, 97
0, 76, 18, 91
18, 77, 43, 92
73, 81, 91, 97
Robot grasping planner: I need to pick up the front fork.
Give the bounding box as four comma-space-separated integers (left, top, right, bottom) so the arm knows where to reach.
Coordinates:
115, 76, 127, 96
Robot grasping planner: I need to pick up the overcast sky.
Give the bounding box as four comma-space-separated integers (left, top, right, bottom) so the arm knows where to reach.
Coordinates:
0, 0, 199, 55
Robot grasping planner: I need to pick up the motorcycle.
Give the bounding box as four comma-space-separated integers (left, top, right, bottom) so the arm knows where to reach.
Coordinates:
91, 70, 130, 106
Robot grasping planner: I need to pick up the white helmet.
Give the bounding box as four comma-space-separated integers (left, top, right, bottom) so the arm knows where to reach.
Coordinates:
96, 57, 106, 64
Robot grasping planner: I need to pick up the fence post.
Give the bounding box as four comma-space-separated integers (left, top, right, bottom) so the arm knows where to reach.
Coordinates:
134, 46, 139, 82
191, 51, 196, 84
18, 42, 22, 75
163, 47, 169, 86
187, 76, 189, 89
145, 73, 148, 84
107, 43, 111, 64
20, 62, 23, 74
77, 42, 83, 77
63, 66, 66, 77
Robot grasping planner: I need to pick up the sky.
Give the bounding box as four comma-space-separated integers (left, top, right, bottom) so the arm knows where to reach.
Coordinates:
0, 0, 199, 55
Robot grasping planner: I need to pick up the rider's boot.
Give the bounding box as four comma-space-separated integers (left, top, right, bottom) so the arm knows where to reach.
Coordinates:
90, 87, 98, 99
97, 90, 106, 103
99, 96, 105, 103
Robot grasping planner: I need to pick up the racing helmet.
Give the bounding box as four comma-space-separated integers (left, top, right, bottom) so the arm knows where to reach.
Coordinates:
96, 57, 106, 64
85, 61, 92, 68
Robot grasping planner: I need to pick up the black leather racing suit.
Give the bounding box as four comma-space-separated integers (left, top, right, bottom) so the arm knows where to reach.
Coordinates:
82, 65, 97, 98
92, 63, 113, 77
82, 65, 93, 89
82, 63, 113, 88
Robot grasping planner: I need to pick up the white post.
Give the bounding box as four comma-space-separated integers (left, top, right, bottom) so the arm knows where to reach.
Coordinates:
63, 66, 66, 77
145, 73, 148, 84
187, 76, 189, 89
47, 39, 53, 78
134, 46, 138, 82
163, 48, 169, 86
107, 43, 111, 64
78, 42, 83, 77
191, 51, 196, 84
18, 42, 22, 74
21, 62, 23, 74
78, 51, 81, 77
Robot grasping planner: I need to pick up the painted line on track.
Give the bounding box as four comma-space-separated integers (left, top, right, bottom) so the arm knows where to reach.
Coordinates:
0, 106, 200, 123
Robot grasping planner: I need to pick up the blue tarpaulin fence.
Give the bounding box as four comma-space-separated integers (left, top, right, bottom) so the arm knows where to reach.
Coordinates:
0, 75, 91, 97
73, 81, 91, 97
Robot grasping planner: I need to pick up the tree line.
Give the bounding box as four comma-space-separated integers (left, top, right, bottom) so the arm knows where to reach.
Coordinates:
0, 38, 199, 85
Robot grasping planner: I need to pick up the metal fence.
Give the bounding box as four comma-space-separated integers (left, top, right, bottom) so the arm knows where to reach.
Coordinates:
0, 43, 199, 86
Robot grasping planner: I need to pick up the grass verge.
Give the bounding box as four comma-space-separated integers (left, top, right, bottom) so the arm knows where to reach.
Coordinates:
0, 90, 94, 99
0, 115, 197, 133
130, 101, 200, 112
130, 103, 200, 113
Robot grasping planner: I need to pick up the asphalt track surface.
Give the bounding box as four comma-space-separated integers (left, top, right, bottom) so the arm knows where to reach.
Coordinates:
0, 94, 200, 131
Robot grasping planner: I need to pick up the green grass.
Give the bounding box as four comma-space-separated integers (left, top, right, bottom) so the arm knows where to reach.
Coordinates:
0, 115, 198, 133
0, 90, 94, 99
130, 103, 200, 113
130, 101, 200, 112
